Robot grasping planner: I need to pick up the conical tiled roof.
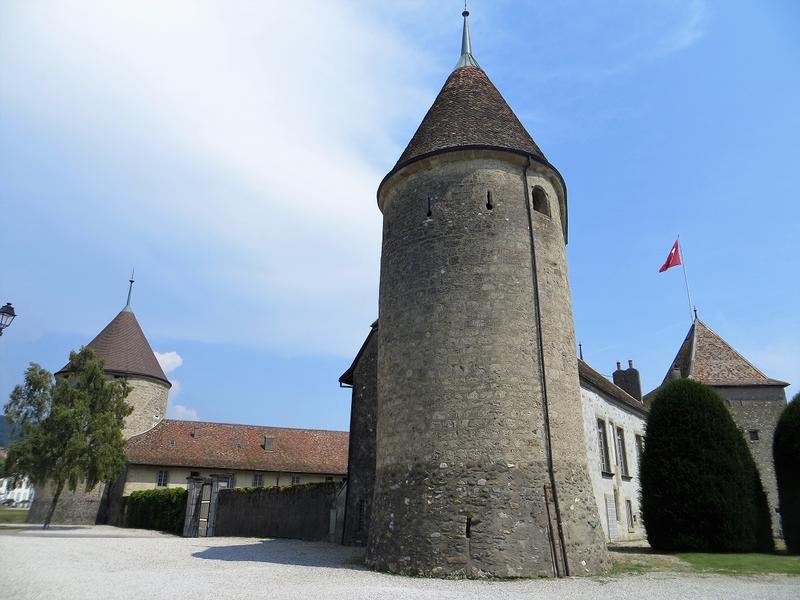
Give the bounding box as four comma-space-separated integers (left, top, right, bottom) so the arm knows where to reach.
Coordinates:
58, 308, 170, 386
660, 319, 787, 387
394, 11, 545, 170
396, 66, 545, 169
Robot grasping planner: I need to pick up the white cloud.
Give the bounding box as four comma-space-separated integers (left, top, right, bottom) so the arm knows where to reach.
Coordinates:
166, 380, 198, 420
0, 1, 433, 355
154, 351, 183, 375
168, 402, 199, 421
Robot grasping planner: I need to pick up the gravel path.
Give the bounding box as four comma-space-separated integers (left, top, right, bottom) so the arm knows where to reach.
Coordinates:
0, 525, 796, 600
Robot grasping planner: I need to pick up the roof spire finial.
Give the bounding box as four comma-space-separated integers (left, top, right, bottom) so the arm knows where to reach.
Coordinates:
455, 3, 480, 69
124, 269, 135, 312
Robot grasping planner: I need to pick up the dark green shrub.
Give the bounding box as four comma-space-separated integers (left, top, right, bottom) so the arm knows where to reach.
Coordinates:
126, 488, 188, 535
774, 393, 800, 554
641, 379, 773, 552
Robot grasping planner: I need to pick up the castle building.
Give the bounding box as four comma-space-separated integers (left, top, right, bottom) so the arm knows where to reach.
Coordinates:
644, 318, 790, 535
340, 328, 649, 555
27, 285, 348, 525
342, 12, 612, 578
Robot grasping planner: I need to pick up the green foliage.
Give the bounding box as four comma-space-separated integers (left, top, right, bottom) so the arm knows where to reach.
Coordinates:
126, 488, 188, 535
228, 482, 334, 495
3, 349, 133, 527
773, 393, 800, 554
641, 379, 774, 552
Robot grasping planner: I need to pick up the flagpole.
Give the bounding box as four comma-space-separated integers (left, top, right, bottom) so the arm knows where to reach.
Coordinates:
678, 235, 695, 322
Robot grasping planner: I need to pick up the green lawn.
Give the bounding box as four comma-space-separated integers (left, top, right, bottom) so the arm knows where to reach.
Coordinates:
0, 507, 29, 524
609, 546, 800, 577
675, 552, 800, 576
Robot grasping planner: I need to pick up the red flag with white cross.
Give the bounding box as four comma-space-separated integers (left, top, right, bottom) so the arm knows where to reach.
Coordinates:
659, 240, 682, 273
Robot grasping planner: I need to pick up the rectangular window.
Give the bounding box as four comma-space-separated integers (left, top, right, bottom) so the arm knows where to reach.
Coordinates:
749, 430, 760, 441
616, 427, 630, 477
291, 474, 301, 485
325, 476, 334, 482
156, 470, 169, 487
626, 499, 635, 532
264, 436, 274, 452
252, 473, 263, 488
635, 434, 644, 468
597, 419, 611, 474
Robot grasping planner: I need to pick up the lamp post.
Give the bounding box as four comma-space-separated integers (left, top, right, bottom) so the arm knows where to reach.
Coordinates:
0, 303, 16, 336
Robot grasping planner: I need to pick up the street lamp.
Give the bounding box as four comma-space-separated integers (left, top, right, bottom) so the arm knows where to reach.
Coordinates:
0, 303, 16, 336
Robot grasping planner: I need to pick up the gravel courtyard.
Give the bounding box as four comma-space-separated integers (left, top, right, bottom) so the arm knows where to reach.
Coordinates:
0, 525, 797, 600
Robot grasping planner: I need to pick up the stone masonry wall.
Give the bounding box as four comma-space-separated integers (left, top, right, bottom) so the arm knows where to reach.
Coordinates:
526, 164, 610, 574
715, 385, 787, 536
123, 376, 169, 438
370, 150, 608, 577
342, 331, 378, 546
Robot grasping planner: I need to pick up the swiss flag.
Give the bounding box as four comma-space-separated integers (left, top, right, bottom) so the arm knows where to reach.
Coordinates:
659, 240, 682, 272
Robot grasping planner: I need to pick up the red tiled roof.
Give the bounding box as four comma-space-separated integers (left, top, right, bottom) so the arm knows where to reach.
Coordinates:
125, 420, 348, 475
57, 308, 170, 386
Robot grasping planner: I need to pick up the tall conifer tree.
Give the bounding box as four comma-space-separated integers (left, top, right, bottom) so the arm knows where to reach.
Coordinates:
4, 348, 132, 528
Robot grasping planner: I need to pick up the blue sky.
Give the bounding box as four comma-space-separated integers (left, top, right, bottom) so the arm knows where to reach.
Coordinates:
1, 1, 798, 431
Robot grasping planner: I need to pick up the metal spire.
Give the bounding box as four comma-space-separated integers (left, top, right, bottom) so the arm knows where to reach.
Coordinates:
455, 5, 480, 69
124, 269, 135, 312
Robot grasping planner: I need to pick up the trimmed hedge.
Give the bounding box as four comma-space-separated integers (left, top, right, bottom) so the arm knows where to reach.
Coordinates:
774, 393, 800, 554
641, 379, 774, 552
127, 488, 188, 535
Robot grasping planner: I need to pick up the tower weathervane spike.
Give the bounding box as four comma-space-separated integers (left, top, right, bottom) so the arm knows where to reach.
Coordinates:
455, 5, 480, 69
125, 269, 135, 311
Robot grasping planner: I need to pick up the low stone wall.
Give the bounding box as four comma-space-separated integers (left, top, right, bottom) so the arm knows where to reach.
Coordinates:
214, 482, 344, 542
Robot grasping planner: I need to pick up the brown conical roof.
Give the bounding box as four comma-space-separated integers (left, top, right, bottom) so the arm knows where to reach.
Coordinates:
396, 66, 545, 169
660, 319, 787, 387
58, 308, 170, 386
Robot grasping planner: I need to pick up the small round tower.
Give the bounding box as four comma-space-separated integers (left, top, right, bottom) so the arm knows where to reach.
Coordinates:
56, 277, 171, 439
27, 278, 170, 525
368, 12, 609, 577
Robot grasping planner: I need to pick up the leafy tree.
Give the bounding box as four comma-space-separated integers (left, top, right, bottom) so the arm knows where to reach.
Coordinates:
4, 348, 132, 528
774, 393, 800, 554
641, 379, 773, 552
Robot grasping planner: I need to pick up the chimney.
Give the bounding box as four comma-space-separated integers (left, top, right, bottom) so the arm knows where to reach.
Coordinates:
613, 359, 643, 401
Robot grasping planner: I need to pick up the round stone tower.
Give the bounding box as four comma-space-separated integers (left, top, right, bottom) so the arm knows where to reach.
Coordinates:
55, 278, 171, 438
368, 12, 609, 577
27, 281, 170, 525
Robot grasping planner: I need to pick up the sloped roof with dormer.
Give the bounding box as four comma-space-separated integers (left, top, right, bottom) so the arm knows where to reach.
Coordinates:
57, 308, 170, 386
649, 319, 788, 396
125, 419, 348, 475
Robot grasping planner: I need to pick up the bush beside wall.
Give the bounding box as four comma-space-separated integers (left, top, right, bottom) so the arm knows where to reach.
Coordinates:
126, 488, 187, 535
774, 394, 800, 554
641, 379, 774, 552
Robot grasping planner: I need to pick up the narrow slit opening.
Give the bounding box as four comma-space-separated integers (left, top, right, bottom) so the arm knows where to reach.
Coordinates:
466, 517, 472, 538
486, 191, 493, 210
427, 197, 432, 217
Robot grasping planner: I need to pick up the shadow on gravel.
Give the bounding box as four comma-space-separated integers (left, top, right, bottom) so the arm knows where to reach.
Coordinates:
191, 538, 367, 570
